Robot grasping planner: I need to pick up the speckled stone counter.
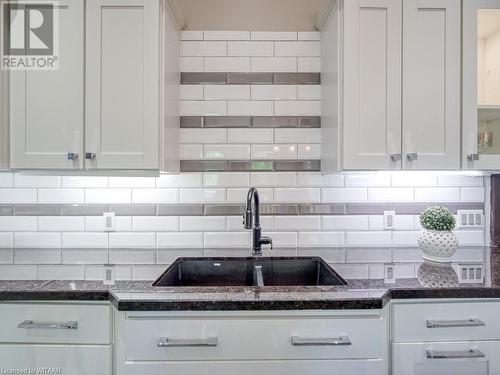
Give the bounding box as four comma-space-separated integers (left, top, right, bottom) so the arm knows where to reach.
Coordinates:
0, 246, 499, 311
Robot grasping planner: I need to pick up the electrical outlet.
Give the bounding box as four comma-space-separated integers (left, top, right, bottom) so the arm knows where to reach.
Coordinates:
103, 264, 115, 285
456, 264, 484, 283
384, 211, 395, 230
103, 212, 115, 232
457, 210, 484, 229
384, 264, 396, 284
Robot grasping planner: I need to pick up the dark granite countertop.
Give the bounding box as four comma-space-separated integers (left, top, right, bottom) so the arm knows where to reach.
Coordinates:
0, 246, 499, 311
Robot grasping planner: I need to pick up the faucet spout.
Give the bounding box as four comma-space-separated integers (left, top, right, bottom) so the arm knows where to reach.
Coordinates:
243, 187, 272, 256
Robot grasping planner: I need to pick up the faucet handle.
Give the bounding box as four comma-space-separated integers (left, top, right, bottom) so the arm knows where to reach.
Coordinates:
259, 236, 273, 250
243, 209, 253, 229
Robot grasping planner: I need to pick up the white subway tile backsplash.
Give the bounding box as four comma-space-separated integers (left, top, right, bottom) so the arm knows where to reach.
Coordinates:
322, 188, 367, 203
85, 189, 131, 204
204, 57, 251, 72
84, 265, 131, 281
61, 176, 108, 188
275, 42, 320, 57
226, 188, 273, 203
227, 101, 274, 116
368, 216, 384, 231
204, 172, 250, 187
132, 189, 178, 204
179, 188, 226, 203
455, 230, 485, 246
392, 231, 419, 246
322, 216, 369, 231
274, 216, 321, 231
109, 249, 155, 264
298, 144, 321, 159
180, 101, 227, 116
131, 265, 167, 281
332, 264, 369, 279
14, 232, 61, 248
204, 232, 251, 248
204, 31, 250, 40
0, 265, 37, 280
157, 249, 204, 264
109, 177, 156, 188
251, 31, 297, 40
0, 233, 13, 248
84, 216, 131, 232
299, 232, 345, 247
394, 215, 416, 230
180, 85, 204, 100
297, 173, 344, 187
274, 188, 320, 203
391, 173, 438, 187
157, 173, 203, 188
109, 233, 155, 249
14, 175, 60, 188
62, 232, 108, 248
132, 217, 179, 232
0, 189, 36, 203
181, 41, 227, 56
274, 101, 321, 116
298, 57, 321, 72
346, 248, 391, 263
345, 174, 391, 187
15, 249, 60, 264
251, 57, 297, 72
0, 248, 13, 263
180, 129, 227, 144
0, 172, 13, 187
367, 188, 413, 203
438, 175, 484, 187
251, 85, 297, 100
180, 145, 204, 159
345, 232, 391, 247
180, 216, 226, 231
414, 188, 461, 202
461, 187, 485, 202
263, 232, 297, 247
275, 128, 321, 143
204, 144, 250, 159
181, 31, 204, 41
227, 216, 273, 231
251, 144, 297, 159
298, 32, 321, 41
38, 189, 84, 204
228, 129, 274, 144
251, 172, 297, 187
38, 217, 84, 232
37, 265, 84, 280
157, 232, 204, 248
204, 85, 250, 100
0, 217, 37, 232
297, 85, 321, 100
180, 57, 204, 72
228, 41, 274, 56
62, 249, 108, 265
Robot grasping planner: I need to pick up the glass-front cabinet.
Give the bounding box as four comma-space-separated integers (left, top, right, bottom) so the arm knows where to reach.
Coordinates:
464, 0, 500, 169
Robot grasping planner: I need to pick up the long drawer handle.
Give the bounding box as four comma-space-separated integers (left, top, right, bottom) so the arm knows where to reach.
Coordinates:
291, 335, 351, 346
18, 320, 78, 330
426, 319, 485, 328
426, 349, 485, 359
157, 337, 218, 348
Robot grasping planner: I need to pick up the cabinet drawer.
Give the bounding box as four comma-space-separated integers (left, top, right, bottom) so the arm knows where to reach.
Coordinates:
392, 301, 500, 342
0, 344, 111, 375
124, 312, 385, 361
123, 359, 385, 375
393, 341, 500, 375
0, 303, 111, 344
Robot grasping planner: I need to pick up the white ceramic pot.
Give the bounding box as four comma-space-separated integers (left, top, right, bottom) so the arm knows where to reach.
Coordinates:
417, 229, 458, 263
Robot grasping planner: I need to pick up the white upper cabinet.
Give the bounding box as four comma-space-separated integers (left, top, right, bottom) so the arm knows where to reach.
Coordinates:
402, 0, 461, 170
86, 0, 160, 170
9, 0, 84, 169
343, 0, 402, 170
463, 0, 500, 170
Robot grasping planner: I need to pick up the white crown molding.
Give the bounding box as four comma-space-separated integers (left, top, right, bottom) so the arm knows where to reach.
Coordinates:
315, 0, 337, 31
165, 0, 186, 30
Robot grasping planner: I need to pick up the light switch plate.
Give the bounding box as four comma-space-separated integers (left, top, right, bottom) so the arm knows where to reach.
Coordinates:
384, 263, 396, 284
103, 212, 115, 232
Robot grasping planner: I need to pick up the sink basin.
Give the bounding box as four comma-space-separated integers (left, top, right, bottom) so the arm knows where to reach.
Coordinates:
152, 257, 347, 287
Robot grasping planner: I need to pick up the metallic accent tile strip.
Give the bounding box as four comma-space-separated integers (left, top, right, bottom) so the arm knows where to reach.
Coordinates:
393, 203, 485, 215
157, 204, 204, 216
274, 160, 321, 171
61, 205, 108, 216
0, 205, 13, 216
228, 161, 275, 172
346, 204, 393, 215
180, 161, 228, 172
180, 72, 321, 85
300, 204, 346, 215
108, 205, 157, 216
180, 116, 321, 129
14, 205, 62, 216
204, 204, 245, 216
180, 160, 321, 172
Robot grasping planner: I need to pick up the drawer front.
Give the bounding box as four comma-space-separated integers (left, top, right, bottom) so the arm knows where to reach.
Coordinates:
124, 313, 385, 361
393, 341, 500, 375
0, 303, 111, 344
0, 344, 111, 375
123, 359, 385, 375
392, 301, 500, 342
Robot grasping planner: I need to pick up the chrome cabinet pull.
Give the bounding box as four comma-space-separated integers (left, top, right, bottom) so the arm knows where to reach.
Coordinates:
291, 335, 351, 346
390, 154, 402, 161
66, 153, 79, 161
468, 153, 480, 161
426, 349, 485, 359
18, 320, 78, 330
157, 337, 218, 348
426, 319, 485, 329
406, 153, 418, 161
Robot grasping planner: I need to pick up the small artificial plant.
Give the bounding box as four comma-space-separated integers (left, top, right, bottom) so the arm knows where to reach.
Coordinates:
419, 206, 456, 232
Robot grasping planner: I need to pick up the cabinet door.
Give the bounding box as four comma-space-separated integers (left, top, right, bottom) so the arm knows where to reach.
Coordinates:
402, 0, 461, 170
9, 0, 84, 169
393, 341, 500, 375
343, 0, 402, 170
463, 0, 500, 170
0, 344, 111, 375
0, 70, 7, 169
86, 0, 160, 170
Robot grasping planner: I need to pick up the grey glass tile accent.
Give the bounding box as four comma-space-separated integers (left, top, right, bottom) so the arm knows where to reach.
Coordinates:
252, 116, 299, 128
204, 116, 252, 128
180, 160, 228, 172
180, 117, 203, 128
274, 160, 321, 171
393, 203, 485, 215
61, 205, 108, 216
299, 116, 321, 128
14, 205, 62, 216
260, 204, 299, 215
204, 205, 245, 216
300, 204, 346, 215
228, 161, 274, 172
227, 73, 274, 85
109, 205, 156, 216
180, 72, 227, 84
274, 73, 321, 85
346, 204, 393, 215
0, 205, 13, 216
157, 204, 204, 216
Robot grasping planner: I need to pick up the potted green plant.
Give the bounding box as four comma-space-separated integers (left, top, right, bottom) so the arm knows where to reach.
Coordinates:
417, 206, 458, 262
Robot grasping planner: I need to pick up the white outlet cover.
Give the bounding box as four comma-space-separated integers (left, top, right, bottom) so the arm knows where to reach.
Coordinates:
384, 211, 396, 230
103, 212, 115, 232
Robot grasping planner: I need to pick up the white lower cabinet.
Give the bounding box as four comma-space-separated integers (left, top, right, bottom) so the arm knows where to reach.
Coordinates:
393, 341, 500, 375
0, 344, 112, 375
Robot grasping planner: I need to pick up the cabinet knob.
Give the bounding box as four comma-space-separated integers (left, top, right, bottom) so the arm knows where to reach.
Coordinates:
85, 153, 96, 160
390, 154, 402, 161
66, 153, 79, 161
406, 153, 418, 161
467, 153, 479, 161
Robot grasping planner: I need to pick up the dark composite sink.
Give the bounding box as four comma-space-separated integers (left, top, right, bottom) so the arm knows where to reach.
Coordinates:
152, 257, 347, 287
